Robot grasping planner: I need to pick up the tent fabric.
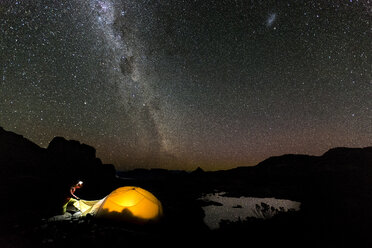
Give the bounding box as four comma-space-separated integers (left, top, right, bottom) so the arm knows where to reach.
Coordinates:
94, 186, 163, 224
66, 186, 163, 224
73, 198, 105, 216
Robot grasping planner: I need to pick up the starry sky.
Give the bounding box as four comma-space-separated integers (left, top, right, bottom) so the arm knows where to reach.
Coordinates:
1, 0, 371, 171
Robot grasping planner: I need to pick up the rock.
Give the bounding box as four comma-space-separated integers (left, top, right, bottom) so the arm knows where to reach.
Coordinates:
47, 213, 72, 222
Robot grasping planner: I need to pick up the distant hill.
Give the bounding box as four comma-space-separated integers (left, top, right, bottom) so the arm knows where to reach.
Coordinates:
0, 126, 45, 176
256, 146, 372, 171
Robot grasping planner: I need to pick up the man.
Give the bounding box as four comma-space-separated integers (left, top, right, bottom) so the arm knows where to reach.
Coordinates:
62, 181, 84, 214
70, 181, 83, 200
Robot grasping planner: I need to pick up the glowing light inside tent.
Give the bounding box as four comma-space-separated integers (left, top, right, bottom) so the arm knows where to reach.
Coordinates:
96, 186, 163, 223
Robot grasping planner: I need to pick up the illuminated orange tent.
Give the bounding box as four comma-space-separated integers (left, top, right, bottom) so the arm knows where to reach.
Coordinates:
76, 186, 163, 224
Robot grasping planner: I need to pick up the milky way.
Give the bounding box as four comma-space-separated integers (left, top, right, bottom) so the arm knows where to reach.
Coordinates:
1, 0, 371, 170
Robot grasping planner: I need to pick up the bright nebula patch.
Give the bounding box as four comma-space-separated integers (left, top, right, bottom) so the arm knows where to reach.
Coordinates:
266, 13, 277, 27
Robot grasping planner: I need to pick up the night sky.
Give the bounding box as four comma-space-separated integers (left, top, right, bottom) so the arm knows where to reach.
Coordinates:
1, 0, 371, 171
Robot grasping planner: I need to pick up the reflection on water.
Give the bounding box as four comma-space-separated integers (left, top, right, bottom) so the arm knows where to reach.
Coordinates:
200, 192, 301, 229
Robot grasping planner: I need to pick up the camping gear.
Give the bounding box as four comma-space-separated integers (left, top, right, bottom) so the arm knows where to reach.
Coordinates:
71, 186, 163, 224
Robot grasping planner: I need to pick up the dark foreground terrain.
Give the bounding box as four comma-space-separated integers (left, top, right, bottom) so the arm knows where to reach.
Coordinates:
1, 126, 371, 248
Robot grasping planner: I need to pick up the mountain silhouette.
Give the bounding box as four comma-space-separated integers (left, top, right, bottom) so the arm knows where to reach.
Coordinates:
0, 126, 117, 224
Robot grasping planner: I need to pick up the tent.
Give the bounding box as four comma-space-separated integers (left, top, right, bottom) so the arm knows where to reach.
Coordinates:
72, 186, 163, 224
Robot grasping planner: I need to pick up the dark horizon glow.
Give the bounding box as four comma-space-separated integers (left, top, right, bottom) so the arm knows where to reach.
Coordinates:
1, 0, 371, 171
